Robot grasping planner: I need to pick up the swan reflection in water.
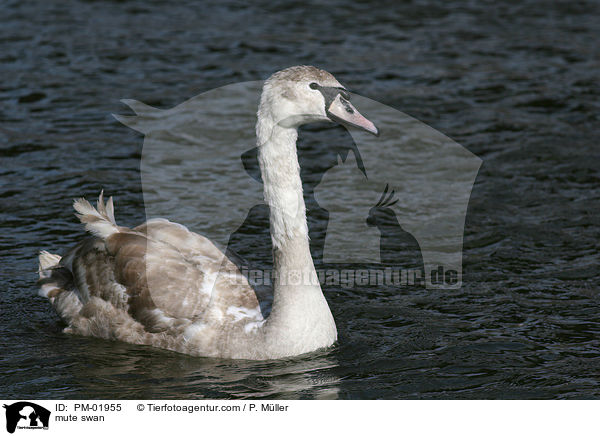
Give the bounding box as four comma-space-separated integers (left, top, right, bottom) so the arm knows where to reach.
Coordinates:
68, 339, 341, 399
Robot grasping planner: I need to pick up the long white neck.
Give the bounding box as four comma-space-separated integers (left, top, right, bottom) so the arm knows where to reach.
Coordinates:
257, 121, 306, 250
256, 113, 337, 356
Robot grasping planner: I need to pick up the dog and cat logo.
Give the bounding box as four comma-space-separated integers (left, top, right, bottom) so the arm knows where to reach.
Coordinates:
3, 402, 50, 433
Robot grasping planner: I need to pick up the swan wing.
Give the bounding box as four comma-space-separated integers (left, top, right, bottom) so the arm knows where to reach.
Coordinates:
65, 194, 262, 334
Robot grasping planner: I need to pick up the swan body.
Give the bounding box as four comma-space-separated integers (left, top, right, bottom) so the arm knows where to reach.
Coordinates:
37, 66, 378, 360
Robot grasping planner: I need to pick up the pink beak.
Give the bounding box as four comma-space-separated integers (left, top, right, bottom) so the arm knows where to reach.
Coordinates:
327, 94, 379, 136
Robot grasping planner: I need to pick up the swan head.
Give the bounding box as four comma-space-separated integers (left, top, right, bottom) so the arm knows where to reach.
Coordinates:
259, 65, 379, 136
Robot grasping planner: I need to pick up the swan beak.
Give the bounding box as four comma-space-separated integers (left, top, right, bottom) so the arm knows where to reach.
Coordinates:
327, 94, 379, 136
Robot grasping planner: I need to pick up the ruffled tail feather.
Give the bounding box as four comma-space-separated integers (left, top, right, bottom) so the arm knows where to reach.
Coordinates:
73, 190, 119, 239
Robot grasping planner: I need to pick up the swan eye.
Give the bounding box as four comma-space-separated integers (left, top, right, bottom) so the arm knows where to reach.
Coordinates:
309, 82, 319, 90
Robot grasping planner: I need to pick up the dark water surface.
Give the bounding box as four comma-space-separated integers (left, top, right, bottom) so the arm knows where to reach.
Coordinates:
1, 0, 599, 399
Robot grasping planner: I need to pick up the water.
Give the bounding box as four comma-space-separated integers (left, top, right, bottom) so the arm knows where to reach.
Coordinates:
1, 0, 599, 399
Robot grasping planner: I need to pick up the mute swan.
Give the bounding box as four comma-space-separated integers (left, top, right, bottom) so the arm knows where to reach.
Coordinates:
37, 66, 379, 360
